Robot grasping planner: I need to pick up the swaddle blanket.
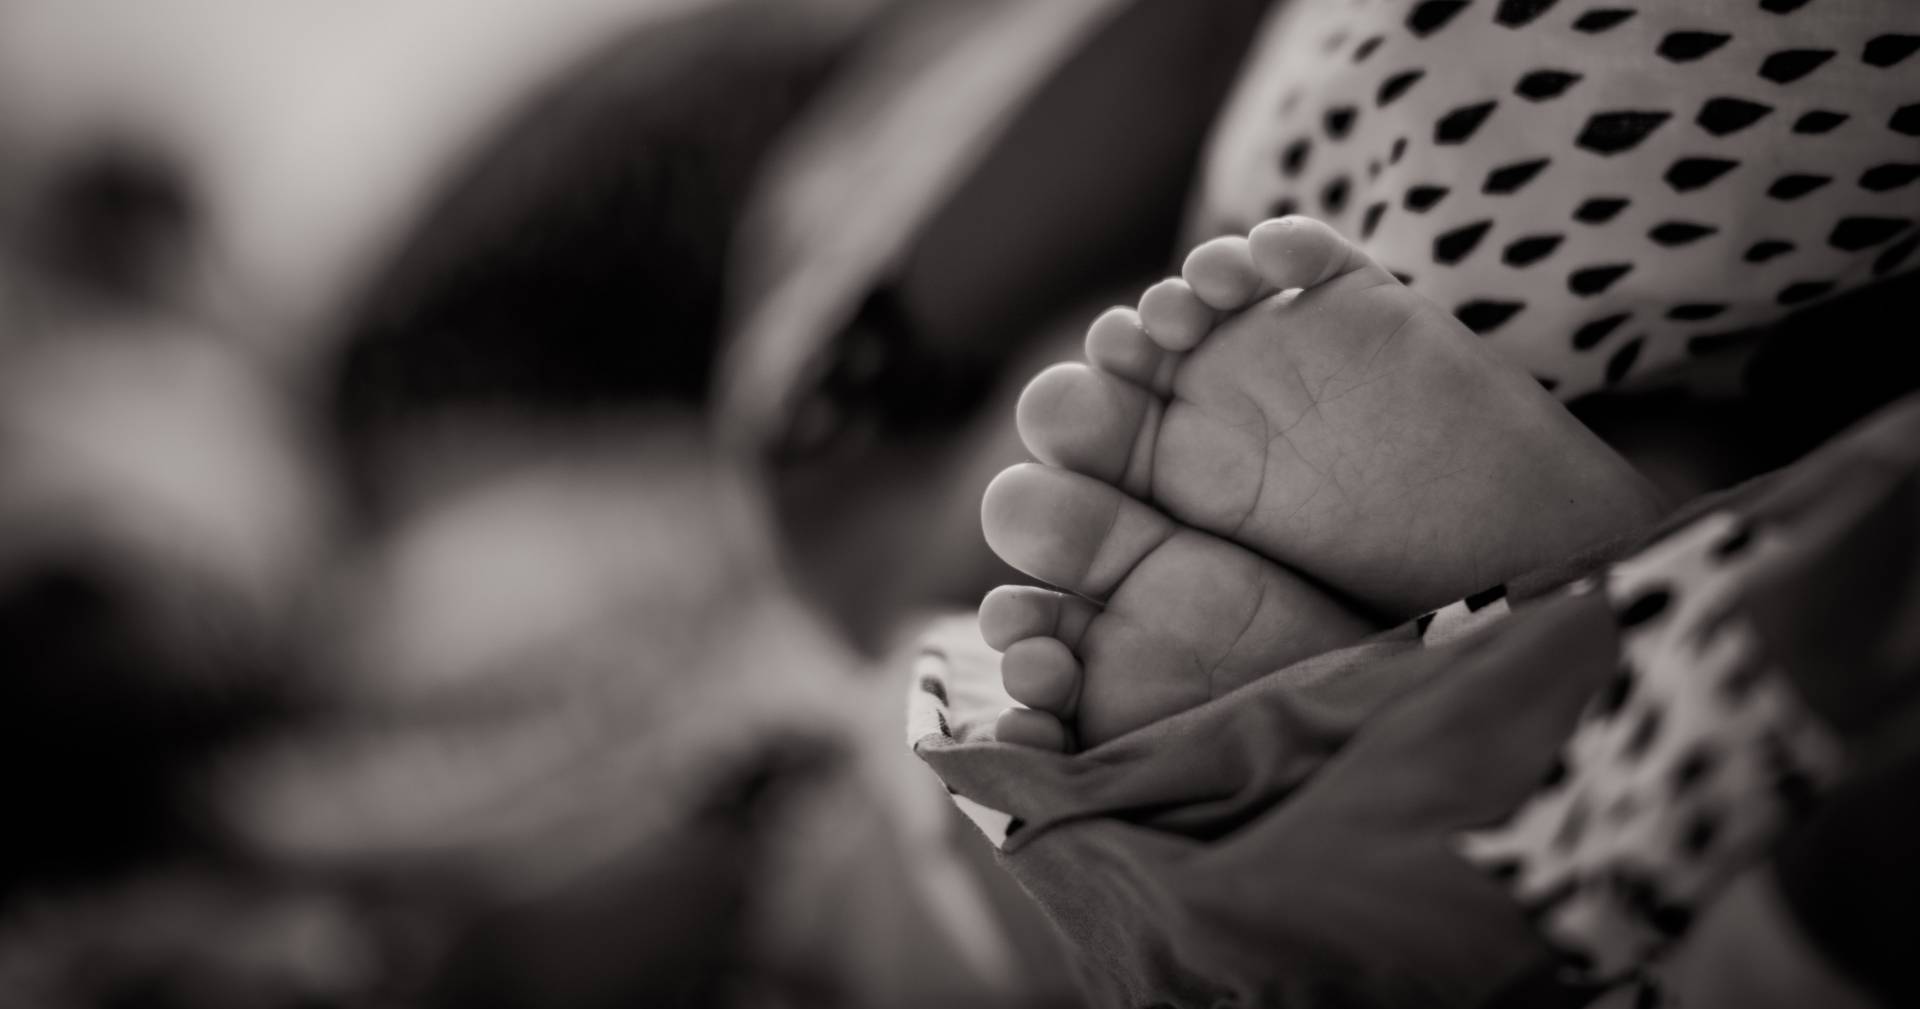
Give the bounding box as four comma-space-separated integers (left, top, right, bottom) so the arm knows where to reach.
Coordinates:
911, 394, 1920, 1008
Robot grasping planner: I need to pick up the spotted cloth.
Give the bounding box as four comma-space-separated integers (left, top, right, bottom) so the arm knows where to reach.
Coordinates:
1188, 0, 1920, 399
907, 394, 1920, 1008
1456, 510, 1849, 991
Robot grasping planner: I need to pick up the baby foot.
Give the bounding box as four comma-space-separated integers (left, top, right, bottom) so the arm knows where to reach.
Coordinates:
977, 483, 1374, 750
1026, 216, 1666, 616
982, 217, 1664, 750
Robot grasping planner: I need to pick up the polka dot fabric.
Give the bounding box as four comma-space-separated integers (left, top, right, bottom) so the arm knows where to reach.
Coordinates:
1191, 0, 1920, 399
1457, 511, 1846, 986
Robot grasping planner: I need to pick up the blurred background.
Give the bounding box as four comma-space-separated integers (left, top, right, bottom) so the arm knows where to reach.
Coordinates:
0, 0, 1281, 1005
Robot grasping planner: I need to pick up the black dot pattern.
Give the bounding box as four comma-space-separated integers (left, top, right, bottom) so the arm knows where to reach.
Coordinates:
1455, 511, 1847, 983
1496, 0, 1561, 29
1577, 111, 1671, 154
1659, 32, 1731, 62
1670, 747, 1719, 794
1504, 234, 1564, 266
1435, 101, 1499, 144
1863, 34, 1920, 68
1711, 521, 1756, 560
1829, 216, 1911, 251
1405, 184, 1450, 212
1542, 754, 1572, 789
1877, 234, 1920, 275
1456, 299, 1526, 333
1606, 337, 1645, 384
1360, 200, 1388, 239
1793, 109, 1848, 133
1648, 221, 1718, 246
1571, 263, 1633, 296
1573, 312, 1631, 350
1321, 175, 1352, 214
1680, 810, 1721, 858
1860, 163, 1920, 192
1759, 49, 1835, 85
1667, 303, 1727, 321
1407, 0, 1469, 37
1377, 69, 1426, 107
1574, 8, 1636, 33
1598, 666, 1637, 716
1554, 796, 1592, 851
1664, 158, 1739, 193
1281, 138, 1311, 177
1574, 197, 1630, 224
1696, 97, 1771, 135
1190, 0, 1920, 400
1325, 105, 1358, 139
1516, 70, 1582, 101
1484, 158, 1551, 194
1622, 705, 1665, 760
1767, 174, 1830, 200
1435, 220, 1494, 263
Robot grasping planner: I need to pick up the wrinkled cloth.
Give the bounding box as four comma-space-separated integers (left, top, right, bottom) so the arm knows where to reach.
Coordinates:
910, 394, 1920, 1008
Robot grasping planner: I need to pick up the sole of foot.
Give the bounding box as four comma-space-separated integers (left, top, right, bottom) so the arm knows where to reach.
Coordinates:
981, 216, 1664, 749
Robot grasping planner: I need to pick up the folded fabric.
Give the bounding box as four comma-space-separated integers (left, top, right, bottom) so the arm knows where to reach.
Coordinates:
909, 393, 1920, 1008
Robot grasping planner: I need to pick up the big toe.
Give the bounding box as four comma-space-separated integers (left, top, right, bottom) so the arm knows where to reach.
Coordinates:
1015, 363, 1159, 493
981, 463, 1172, 601
1247, 215, 1394, 292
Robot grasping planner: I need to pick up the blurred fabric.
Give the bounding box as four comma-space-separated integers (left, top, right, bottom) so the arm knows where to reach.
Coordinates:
0, 1, 1098, 1006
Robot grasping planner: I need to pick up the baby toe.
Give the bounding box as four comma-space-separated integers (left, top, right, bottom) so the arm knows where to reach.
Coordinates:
1085, 307, 1175, 392
1136, 278, 1213, 352
1181, 235, 1263, 309
1247, 215, 1392, 292
981, 463, 1175, 601
1001, 637, 1081, 714
994, 707, 1071, 751
979, 585, 1097, 652
1015, 363, 1159, 492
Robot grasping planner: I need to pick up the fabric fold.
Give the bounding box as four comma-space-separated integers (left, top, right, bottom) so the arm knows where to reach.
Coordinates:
910, 394, 1920, 1008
